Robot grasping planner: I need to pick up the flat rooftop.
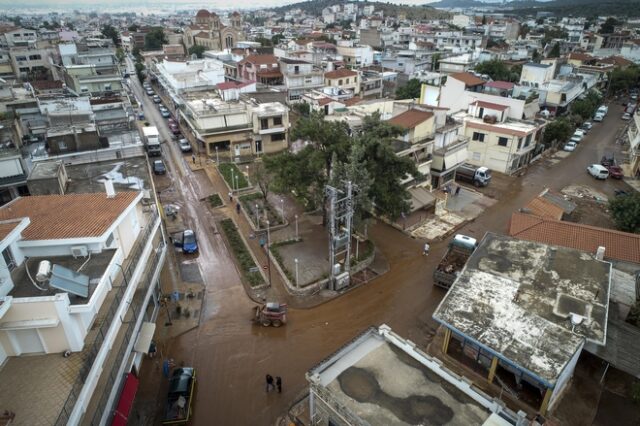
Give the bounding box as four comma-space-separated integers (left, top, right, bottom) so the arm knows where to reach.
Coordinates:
64, 156, 151, 194
9, 251, 116, 303
308, 325, 518, 426
434, 233, 611, 386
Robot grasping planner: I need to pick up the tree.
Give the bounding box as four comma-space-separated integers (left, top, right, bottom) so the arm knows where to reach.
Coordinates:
474, 59, 519, 82
536, 18, 544, 25
134, 62, 145, 82
272, 34, 285, 45
395, 78, 422, 100
128, 24, 139, 32
548, 42, 561, 58
253, 161, 272, 200
482, 15, 487, 25
609, 194, 640, 233
543, 28, 568, 47
115, 47, 125, 63
610, 65, 640, 93
292, 102, 310, 116
431, 53, 442, 71
532, 48, 541, 63
254, 37, 272, 47
543, 118, 573, 147
599, 17, 618, 34
330, 142, 373, 229
571, 91, 602, 120
144, 27, 167, 50
188, 45, 206, 58
101, 24, 119, 46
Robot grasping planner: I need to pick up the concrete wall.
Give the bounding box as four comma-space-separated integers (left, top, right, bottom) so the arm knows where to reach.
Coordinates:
439, 78, 468, 113
550, 342, 583, 409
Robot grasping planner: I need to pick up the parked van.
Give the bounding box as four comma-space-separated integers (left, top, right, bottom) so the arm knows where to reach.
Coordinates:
587, 164, 609, 180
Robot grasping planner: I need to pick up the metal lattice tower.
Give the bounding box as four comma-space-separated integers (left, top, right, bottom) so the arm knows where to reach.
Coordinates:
326, 181, 355, 288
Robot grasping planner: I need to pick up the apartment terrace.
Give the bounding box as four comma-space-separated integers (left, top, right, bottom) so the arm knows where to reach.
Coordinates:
0, 208, 163, 426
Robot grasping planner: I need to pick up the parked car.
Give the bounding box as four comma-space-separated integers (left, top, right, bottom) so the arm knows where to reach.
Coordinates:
606, 164, 624, 179
622, 112, 632, 121
160, 109, 171, 118
587, 164, 609, 180
152, 95, 161, 103
581, 121, 593, 131
572, 129, 585, 140
179, 139, 192, 152
593, 113, 604, 122
146, 89, 154, 96
137, 112, 145, 120
563, 141, 577, 152
173, 229, 198, 253
153, 160, 166, 175
169, 123, 180, 134
601, 154, 616, 167
570, 134, 583, 144
167, 118, 176, 126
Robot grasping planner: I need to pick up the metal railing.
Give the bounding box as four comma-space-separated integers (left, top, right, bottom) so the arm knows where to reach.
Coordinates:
54, 209, 160, 425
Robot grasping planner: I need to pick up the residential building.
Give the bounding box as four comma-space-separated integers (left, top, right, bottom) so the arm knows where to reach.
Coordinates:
0, 120, 28, 205
0, 179, 166, 425
0, 27, 37, 49
184, 10, 243, 51
237, 54, 283, 85
279, 58, 324, 103
431, 117, 469, 189
519, 62, 555, 88
62, 64, 122, 96
539, 76, 586, 115
9, 47, 52, 80
251, 102, 289, 155
460, 101, 545, 175
436, 72, 485, 113
433, 233, 611, 415
154, 58, 225, 103
437, 53, 476, 74
324, 68, 359, 96
359, 28, 382, 49
336, 44, 374, 68
359, 70, 383, 98
307, 324, 523, 426
627, 110, 640, 177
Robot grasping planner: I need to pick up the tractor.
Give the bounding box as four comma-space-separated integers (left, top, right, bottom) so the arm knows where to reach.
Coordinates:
253, 302, 287, 327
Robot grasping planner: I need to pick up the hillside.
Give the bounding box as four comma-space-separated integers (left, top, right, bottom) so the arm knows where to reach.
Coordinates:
429, 0, 640, 17
269, 0, 450, 20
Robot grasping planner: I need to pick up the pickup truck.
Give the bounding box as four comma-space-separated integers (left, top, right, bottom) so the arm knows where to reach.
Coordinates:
433, 234, 477, 290
163, 367, 196, 425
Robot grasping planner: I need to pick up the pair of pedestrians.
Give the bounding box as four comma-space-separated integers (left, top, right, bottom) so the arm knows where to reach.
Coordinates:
265, 374, 282, 393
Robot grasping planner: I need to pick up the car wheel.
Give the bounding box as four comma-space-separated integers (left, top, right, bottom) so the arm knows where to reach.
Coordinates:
261, 319, 271, 327
272, 319, 282, 327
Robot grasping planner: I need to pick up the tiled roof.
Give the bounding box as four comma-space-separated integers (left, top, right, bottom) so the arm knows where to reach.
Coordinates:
0, 192, 140, 241
568, 52, 593, 61
508, 212, 640, 264
449, 72, 485, 87
196, 9, 211, 18
324, 68, 357, 79
239, 54, 278, 66
388, 109, 434, 129
0, 221, 20, 241
472, 100, 509, 111
485, 80, 515, 90
523, 197, 564, 220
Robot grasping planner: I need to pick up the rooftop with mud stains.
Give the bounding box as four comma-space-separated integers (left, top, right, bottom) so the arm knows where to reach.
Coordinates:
433, 233, 611, 386
307, 325, 520, 425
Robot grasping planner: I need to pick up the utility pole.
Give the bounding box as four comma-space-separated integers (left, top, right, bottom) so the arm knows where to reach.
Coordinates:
326, 181, 355, 290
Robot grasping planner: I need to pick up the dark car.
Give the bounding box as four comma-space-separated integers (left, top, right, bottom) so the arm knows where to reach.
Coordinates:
606, 165, 624, 179
172, 229, 198, 253
153, 160, 166, 175
170, 124, 180, 135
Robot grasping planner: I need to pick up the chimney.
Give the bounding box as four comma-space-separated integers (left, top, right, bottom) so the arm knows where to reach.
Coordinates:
104, 179, 116, 198
595, 246, 605, 261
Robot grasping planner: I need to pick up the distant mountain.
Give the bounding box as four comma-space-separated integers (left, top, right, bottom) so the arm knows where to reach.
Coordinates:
269, 0, 450, 20
429, 0, 640, 17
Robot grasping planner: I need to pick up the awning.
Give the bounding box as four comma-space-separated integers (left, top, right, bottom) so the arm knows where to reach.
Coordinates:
111, 373, 139, 426
408, 187, 436, 212
134, 322, 156, 354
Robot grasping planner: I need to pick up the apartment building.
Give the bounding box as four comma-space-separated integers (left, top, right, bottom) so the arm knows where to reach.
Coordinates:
336, 44, 374, 67
237, 54, 283, 85
0, 27, 37, 49
460, 100, 545, 175
154, 58, 225, 103
63, 64, 123, 96
9, 47, 52, 80
324, 68, 360, 96
279, 58, 324, 103
0, 181, 166, 425
252, 102, 289, 155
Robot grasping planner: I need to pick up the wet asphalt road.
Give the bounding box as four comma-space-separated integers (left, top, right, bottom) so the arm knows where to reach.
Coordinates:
128, 61, 630, 425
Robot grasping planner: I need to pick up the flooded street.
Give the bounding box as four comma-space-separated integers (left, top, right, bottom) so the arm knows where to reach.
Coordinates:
128, 61, 630, 425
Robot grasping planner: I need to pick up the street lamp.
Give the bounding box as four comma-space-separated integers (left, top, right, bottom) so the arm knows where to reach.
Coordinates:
294, 258, 299, 288
215, 146, 219, 164
295, 214, 299, 240
266, 220, 272, 286
245, 165, 250, 184
234, 175, 239, 193
255, 204, 260, 229
280, 198, 285, 222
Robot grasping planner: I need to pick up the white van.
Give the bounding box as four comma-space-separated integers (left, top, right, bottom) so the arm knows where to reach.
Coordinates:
587, 164, 609, 180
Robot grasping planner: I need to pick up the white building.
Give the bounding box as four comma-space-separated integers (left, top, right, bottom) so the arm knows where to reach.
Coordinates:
0, 186, 166, 425
519, 62, 555, 88
155, 58, 225, 103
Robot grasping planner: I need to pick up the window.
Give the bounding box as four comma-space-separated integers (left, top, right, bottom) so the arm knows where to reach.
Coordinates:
525, 133, 532, 147
19, 67, 29, 72
2, 247, 15, 271
58, 141, 68, 150
517, 138, 522, 149
346, 78, 350, 84
15, 56, 27, 61
273, 116, 282, 126
28, 54, 41, 60
338, 79, 343, 85
104, 84, 112, 91
271, 133, 285, 142
260, 118, 269, 130
472, 132, 485, 142
498, 137, 509, 147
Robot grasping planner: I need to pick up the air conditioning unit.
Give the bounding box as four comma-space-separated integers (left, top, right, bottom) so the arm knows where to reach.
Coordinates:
71, 245, 88, 258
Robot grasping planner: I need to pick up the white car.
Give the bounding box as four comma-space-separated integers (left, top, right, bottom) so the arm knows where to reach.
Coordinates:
622, 113, 631, 121
563, 142, 577, 152
581, 121, 593, 131
570, 135, 582, 144
593, 113, 604, 122
587, 164, 609, 180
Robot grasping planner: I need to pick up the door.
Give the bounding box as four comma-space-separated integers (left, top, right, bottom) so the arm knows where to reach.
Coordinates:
234, 144, 241, 157
13, 329, 45, 354
255, 140, 262, 153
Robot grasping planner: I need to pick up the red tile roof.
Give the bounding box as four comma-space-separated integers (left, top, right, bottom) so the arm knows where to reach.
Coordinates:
239, 54, 278, 66
450, 72, 485, 87
324, 68, 358, 79
472, 100, 509, 111
568, 52, 593, 62
485, 80, 515, 90
509, 212, 640, 264
0, 192, 140, 241
388, 109, 434, 129
523, 197, 564, 220
0, 221, 20, 241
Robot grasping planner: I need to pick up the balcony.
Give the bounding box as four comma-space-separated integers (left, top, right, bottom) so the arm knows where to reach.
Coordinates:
432, 136, 469, 174
258, 126, 286, 135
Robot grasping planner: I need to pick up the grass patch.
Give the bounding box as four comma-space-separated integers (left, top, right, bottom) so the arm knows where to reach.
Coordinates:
208, 193, 223, 208
239, 192, 285, 227
270, 244, 295, 284
218, 163, 249, 190
219, 219, 264, 287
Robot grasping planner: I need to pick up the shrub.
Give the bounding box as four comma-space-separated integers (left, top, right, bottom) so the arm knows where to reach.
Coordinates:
218, 163, 249, 190
219, 219, 264, 287
208, 193, 223, 208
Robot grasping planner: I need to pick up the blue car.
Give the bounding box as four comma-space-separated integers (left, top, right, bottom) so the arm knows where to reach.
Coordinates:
181, 229, 198, 254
